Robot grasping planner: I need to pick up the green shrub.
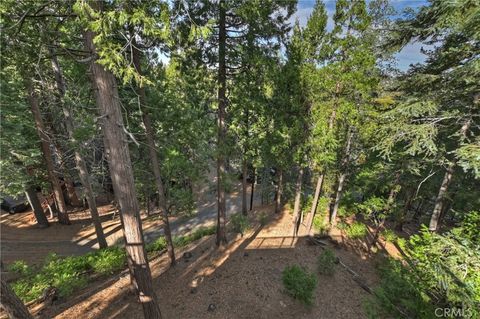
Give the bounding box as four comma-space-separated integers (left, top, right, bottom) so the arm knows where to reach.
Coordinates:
87, 247, 125, 274
230, 213, 250, 235
173, 226, 216, 248
146, 236, 167, 253
317, 249, 336, 275
345, 222, 368, 239
366, 226, 480, 318
282, 265, 317, 305
10, 248, 126, 302
8, 260, 31, 276
381, 229, 398, 242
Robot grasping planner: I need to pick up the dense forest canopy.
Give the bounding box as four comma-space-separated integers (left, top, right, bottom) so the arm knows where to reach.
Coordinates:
0, 0, 479, 318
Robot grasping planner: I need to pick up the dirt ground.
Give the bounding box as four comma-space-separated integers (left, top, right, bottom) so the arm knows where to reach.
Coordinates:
28, 204, 387, 319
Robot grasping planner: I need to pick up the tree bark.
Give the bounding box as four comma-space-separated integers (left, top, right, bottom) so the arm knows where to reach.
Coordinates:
84, 27, 162, 318
305, 174, 324, 235
275, 169, 283, 214
27, 82, 70, 225
216, 0, 228, 246
428, 165, 454, 231
0, 279, 33, 319
132, 43, 175, 266
292, 166, 304, 237
250, 167, 255, 211
50, 48, 107, 248
25, 185, 49, 228
242, 159, 248, 215
330, 128, 353, 226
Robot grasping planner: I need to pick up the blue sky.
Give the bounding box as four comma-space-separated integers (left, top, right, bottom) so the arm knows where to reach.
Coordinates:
290, 0, 431, 71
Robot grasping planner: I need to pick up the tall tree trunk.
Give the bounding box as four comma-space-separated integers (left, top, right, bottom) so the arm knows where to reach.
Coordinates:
50, 48, 107, 248
330, 128, 353, 226
0, 279, 33, 319
25, 185, 49, 228
307, 83, 340, 232
429, 119, 471, 231
84, 28, 162, 318
250, 167, 255, 211
292, 166, 304, 237
305, 174, 324, 235
27, 82, 70, 225
132, 44, 175, 266
275, 169, 283, 214
216, 0, 228, 246
429, 165, 454, 231
242, 159, 248, 215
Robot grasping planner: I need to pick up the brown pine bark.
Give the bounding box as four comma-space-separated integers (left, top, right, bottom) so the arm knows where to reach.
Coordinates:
27, 82, 70, 225
25, 185, 49, 228
132, 44, 175, 266
274, 169, 283, 214
0, 279, 33, 319
242, 159, 248, 215
306, 83, 340, 232
292, 166, 304, 237
216, 0, 228, 246
84, 27, 162, 318
305, 174, 324, 235
250, 167, 255, 211
330, 128, 353, 226
50, 48, 107, 248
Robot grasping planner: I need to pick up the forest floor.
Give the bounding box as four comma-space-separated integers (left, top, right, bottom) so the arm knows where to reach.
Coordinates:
24, 203, 398, 319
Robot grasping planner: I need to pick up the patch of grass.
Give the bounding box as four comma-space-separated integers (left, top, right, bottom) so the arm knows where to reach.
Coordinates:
344, 222, 368, 239
10, 248, 126, 303
282, 265, 317, 305
312, 215, 330, 235
230, 213, 250, 235
174, 226, 216, 248
8, 260, 31, 276
146, 236, 167, 253
317, 249, 336, 275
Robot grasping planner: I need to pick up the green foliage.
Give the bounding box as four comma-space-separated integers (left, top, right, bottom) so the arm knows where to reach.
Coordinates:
457, 211, 480, 246
344, 222, 368, 239
10, 248, 126, 302
146, 236, 167, 253
381, 229, 398, 242
282, 265, 317, 305
317, 249, 336, 275
230, 213, 250, 235
172, 226, 216, 248
87, 247, 125, 274
368, 226, 480, 318
8, 260, 31, 276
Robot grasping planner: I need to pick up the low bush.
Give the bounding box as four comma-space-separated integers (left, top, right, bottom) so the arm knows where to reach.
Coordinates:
366, 226, 480, 318
317, 249, 336, 275
282, 265, 317, 305
230, 213, 250, 235
345, 222, 368, 239
10, 248, 126, 302
381, 229, 398, 242
146, 236, 167, 253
